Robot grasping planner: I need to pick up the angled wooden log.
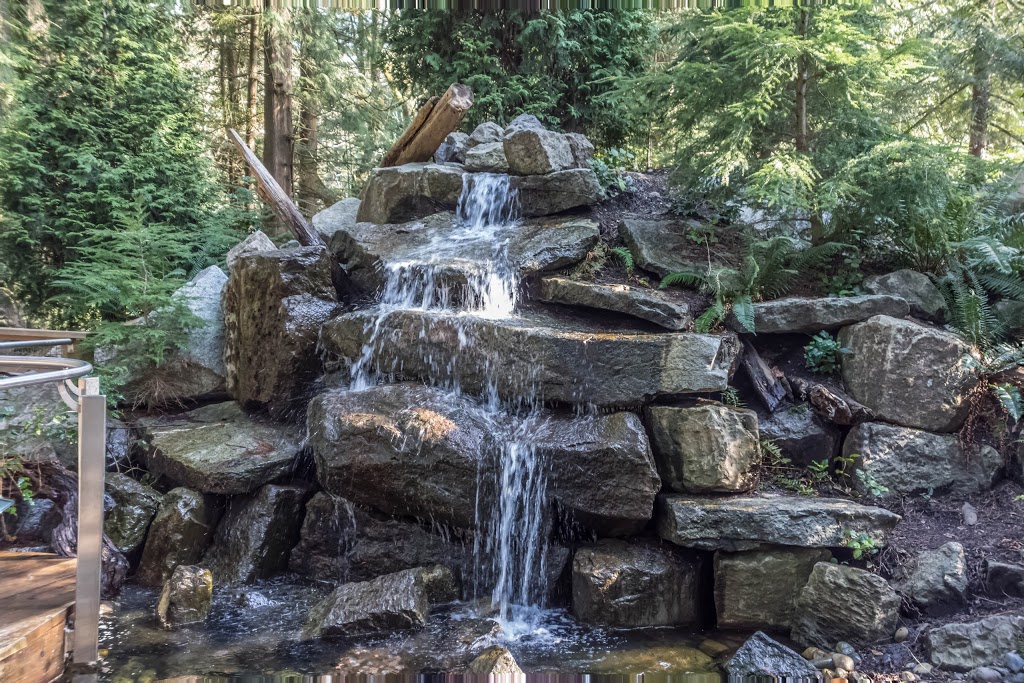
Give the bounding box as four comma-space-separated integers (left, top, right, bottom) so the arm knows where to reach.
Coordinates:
227, 128, 323, 248
380, 83, 473, 167
740, 340, 788, 412
790, 376, 872, 426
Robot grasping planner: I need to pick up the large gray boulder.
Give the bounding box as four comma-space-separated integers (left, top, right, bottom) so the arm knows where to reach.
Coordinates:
758, 403, 841, 466
565, 133, 595, 168
137, 488, 222, 586
356, 163, 465, 224
313, 197, 360, 244
156, 565, 213, 628
463, 142, 509, 173
435, 131, 469, 164
172, 265, 228, 394
839, 315, 976, 432
467, 646, 523, 675
645, 403, 760, 494
202, 484, 309, 584
749, 295, 910, 334
727, 631, 822, 679
537, 277, 691, 330
225, 230, 275, 269
657, 494, 900, 552
792, 562, 901, 649
223, 246, 339, 419
320, 309, 739, 407
307, 385, 660, 536
138, 402, 301, 495
321, 211, 599, 294
304, 568, 430, 638
503, 126, 574, 176
288, 492, 469, 584
927, 615, 1024, 672
104, 473, 163, 556
511, 169, 605, 216
572, 540, 702, 627
843, 421, 1002, 497
864, 269, 947, 322
618, 218, 722, 278
467, 121, 503, 148
895, 542, 969, 616
714, 548, 831, 630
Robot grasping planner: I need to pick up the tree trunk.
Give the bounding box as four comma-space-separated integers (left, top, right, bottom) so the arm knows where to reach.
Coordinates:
968, 44, 990, 158
295, 49, 334, 216
245, 12, 259, 151
263, 3, 294, 230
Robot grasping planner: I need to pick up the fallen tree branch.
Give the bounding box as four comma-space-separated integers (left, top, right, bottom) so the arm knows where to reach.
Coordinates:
740, 340, 788, 412
789, 376, 872, 426
380, 84, 473, 167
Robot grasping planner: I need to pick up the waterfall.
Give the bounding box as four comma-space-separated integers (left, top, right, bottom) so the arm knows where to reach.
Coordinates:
346, 172, 553, 626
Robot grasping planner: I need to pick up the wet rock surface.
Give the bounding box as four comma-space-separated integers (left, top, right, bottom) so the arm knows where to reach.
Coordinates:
104, 473, 163, 556
139, 402, 301, 495
714, 547, 832, 630
322, 210, 599, 293
223, 245, 339, 419
727, 631, 821, 678
864, 269, 947, 322
356, 163, 465, 224
321, 308, 739, 406
537, 276, 691, 330
749, 295, 910, 334
927, 615, 1024, 671
572, 540, 702, 627
645, 402, 760, 494
202, 484, 309, 584
657, 493, 900, 551
308, 384, 660, 536
843, 421, 1002, 497
137, 488, 222, 586
156, 564, 213, 628
467, 646, 523, 675
792, 562, 901, 649
839, 315, 976, 432
312, 196, 360, 243
304, 568, 430, 638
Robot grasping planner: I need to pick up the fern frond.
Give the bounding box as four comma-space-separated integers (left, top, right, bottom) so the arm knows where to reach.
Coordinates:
610, 246, 635, 274
977, 272, 1024, 301
695, 301, 725, 332
732, 295, 756, 333
660, 270, 707, 290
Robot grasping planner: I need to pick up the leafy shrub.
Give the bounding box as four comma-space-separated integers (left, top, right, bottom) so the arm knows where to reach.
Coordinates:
591, 148, 637, 195
804, 331, 850, 374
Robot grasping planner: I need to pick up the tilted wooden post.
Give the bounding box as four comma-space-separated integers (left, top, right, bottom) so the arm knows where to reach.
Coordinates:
380, 83, 473, 167
227, 128, 323, 247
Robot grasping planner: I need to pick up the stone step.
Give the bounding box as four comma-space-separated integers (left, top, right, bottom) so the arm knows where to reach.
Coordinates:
746, 295, 910, 334
320, 308, 739, 407
656, 493, 900, 552
536, 276, 692, 331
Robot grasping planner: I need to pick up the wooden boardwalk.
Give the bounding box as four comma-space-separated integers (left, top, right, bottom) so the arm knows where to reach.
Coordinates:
0, 551, 76, 683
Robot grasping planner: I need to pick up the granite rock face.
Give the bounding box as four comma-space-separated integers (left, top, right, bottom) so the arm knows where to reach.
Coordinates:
137, 488, 222, 587
895, 542, 969, 616
645, 403, 760, 494
223, 246, 339, 419
618, 218, 721, 278
839, 315, 976, 432
321, 309, 739, 407
202, 484, 309, 584
758, 403, 841, 466
313, 197, 360, 243
791, 562, 901, 649
749, 295, 910, 334
572, 540, 702, 627
843, 421, 1003, 497
463, 142, 509, 173
356, 163, 465, 225
714, 548, 832, 630
864, 269, 947, 322
304, 569, 431, 638
139, 402, 301, 495
537, 276, 691, 330
727, 632, 822, 679
104, 473, 163, 556
434, 131, 468, 164
511, 169, 605, 216
657, 494, 900, 552
927, 615, 1024, 671
503, 126, 574, 176
156, 565, 213, 628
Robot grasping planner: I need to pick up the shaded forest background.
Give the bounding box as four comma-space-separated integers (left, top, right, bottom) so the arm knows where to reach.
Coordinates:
0, 0, 1021, 398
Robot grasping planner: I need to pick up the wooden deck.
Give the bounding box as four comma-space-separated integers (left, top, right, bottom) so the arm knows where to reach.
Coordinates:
0, 551, 76, 683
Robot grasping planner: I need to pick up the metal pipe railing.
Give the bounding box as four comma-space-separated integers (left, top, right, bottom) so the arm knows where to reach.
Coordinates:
0, 337, 105, 672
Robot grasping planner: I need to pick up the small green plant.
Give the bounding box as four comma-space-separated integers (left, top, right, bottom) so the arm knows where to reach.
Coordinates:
0, 455, 32, 515
591, 148, 636, 195
687, 224, 718, 247
721, 387, 744, 407
610, 246, 635, 275
808, 458, 832, 481
804, 331, 851, 375
821, 254, 865, 297
842, 529, 881, 560
856, 470, 890, 498
834, 452, 859, 479
760, 438, 786, 465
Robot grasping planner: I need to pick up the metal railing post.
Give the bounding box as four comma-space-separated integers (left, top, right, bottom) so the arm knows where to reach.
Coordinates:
72, 376, 105, 668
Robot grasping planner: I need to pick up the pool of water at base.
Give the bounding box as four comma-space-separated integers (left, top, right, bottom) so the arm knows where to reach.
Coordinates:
95, 578, 742, 682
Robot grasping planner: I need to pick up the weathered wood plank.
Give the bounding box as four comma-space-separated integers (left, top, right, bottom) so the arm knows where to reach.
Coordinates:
381, 84, 473, 167
0, 327, 87, 341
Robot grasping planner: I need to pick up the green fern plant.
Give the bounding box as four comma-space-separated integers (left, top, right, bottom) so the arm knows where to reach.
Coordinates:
610, 246, 635, 275
660, 237, 846, 333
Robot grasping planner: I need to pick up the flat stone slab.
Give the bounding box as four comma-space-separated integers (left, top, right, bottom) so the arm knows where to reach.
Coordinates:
318, 210, 599, 293
657, 493, 901, 551
304, 568, 430, 638
537, 277, 691, 330
320, 308, 739, 406
139, 402, 301, 495
749, 295, 910, 334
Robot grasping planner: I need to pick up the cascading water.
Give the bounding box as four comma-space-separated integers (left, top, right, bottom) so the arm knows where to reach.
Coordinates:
345, 172, 554, 628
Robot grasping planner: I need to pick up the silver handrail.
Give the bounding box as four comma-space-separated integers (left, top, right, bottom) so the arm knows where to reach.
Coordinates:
0, 336, 105, 672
